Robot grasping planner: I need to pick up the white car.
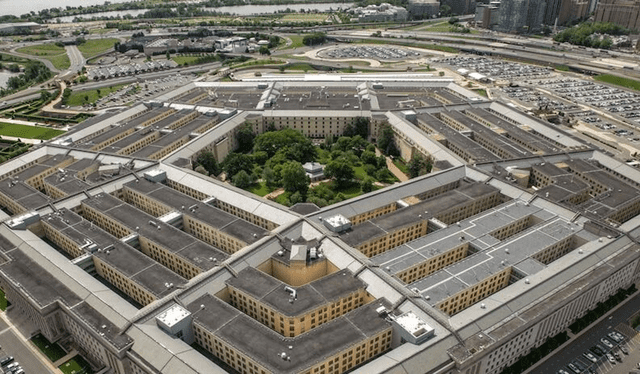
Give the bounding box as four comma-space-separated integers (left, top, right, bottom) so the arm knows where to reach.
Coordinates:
606, 353, 616, 364
601, 337, 614, 348
583, 352, 597, 363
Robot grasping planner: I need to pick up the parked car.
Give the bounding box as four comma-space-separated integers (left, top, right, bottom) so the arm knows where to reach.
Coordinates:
606, 353, 616, 364
590, 345, 604, 356
601, 338, 614, 349
620, 345, 629, 355
0, 356, 14, 366
607, 332, 622, 343
567, 362, 581, 373
583, 352, 597, 362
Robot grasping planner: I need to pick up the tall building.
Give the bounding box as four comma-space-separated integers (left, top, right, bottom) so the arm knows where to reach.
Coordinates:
495, 0, 547, 32
595, 0, 640, 29
544, 0, 590, 25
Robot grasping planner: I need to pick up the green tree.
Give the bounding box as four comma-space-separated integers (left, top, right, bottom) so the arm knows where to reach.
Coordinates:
343, 117, 370, 138
361, 150, 377, 165
361, 177, 374, 193
259, 45, 270, 55
223, 152, 253, 178
302, 32, 326, 46
377, 125, 398, 156
195, 151, 220, 176
282, 161, 309, 196
289, 191, 303, 205
324, 157, 355, 188
263, 166, 278, 187
408, 153, 432, 178
232, 170, 253, 188
254, 128, 315, 161
236, 123, 255, 153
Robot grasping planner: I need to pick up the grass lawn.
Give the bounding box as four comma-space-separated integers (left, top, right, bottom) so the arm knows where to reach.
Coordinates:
172, 56, 202, 65
275, 191, 292, 205
59, 355, 93, 374
248, 181, 272, 197
31, 334, 67, 362
473, 88, 488, 97
595, 74, 640, 92
77, 38, 118, 59
280, 14, 328, 22
0, 123, 65, 140
17, 43, 71, 70
285, 35, 305, 50
89, 28, 113, 35
393, 159, 409, 174
353, 165, 368, 180
285, 63, 318, 72
66, 84, 127, 107
0, 288, 7, 311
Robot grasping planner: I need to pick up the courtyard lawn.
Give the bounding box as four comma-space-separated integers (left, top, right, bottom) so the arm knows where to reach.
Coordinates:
248, 181, 272, 197
59, 355, 94, 374
0, 288, 7, 311
16, 43, 71, 70
65, 84, 127, 107
77, 38, 119, 59
0, 123, 65, 140
31, 333, 67, 362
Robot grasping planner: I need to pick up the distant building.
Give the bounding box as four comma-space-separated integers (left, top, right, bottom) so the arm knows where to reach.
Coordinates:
475, 2, 501, 28
544, 0, 590, 26
350, 3, 409, 22
442, 0, 477, 15
494, 0, 546, 33
595, 0, 640, 30
214, 37, 248, 53
0, 22, 42, 34
406, 0, 440, 19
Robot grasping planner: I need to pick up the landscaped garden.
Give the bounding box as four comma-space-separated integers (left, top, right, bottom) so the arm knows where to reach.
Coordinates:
59, 355, 94, 374
31, 333, 67, 362
0, 122, 64, 140
194, 119, 432, 207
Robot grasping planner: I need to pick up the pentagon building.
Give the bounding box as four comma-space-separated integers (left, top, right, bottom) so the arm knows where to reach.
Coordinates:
0, 75, 638, 374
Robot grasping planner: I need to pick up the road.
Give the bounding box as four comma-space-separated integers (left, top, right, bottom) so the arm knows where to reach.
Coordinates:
532, 291, 640, 374
65, 45, 85, 75
0, 316, 56, 374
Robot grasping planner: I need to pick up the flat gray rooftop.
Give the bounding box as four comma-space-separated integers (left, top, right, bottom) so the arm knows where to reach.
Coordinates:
1, 248, 82, 308
417, 112, 500, 163
340, 181, 498, 248
83, 193, 228, 270
124, 179, 268, 244
227, 267, 366, 316
188, 293, 391, 374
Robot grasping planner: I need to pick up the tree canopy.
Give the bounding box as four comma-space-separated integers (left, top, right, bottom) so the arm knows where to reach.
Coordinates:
282, 161, 309, 197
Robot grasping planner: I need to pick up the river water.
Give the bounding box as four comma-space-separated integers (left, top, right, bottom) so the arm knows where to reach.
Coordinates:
2, 0, 134, 16
50, 3, 352, 22
5, 0, 352, 18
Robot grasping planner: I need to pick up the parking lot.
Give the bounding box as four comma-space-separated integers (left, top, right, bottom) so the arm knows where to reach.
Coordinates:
0, 314, 55, 374
319, 46, 422, 61
437, 56, 552, 80
502, 86, 578, 111
79, 74, 195, 110
538, 78, 640, 125
533, 291, 640, 374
